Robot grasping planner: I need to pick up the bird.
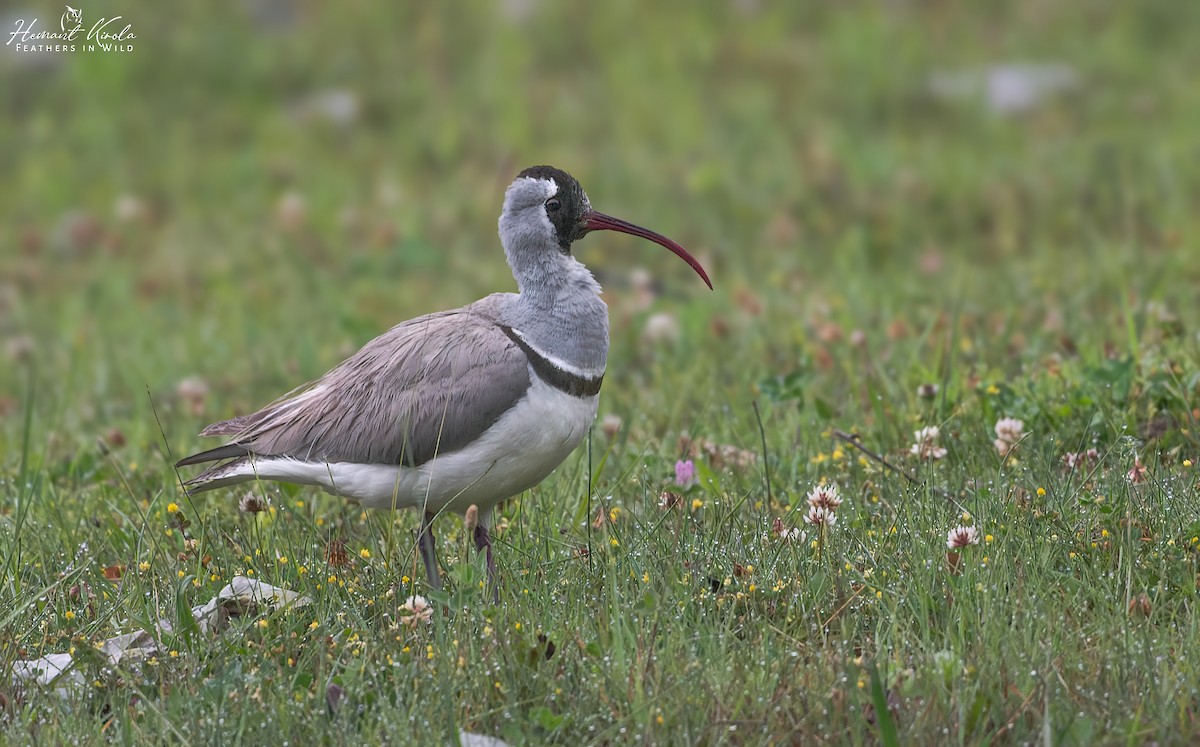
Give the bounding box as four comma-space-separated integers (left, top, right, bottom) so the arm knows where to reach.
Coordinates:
175, 165, 712, 591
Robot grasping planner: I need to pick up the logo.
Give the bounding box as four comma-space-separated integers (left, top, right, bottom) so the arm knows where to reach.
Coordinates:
62, 6, 82, 29
6, 4, 136, 53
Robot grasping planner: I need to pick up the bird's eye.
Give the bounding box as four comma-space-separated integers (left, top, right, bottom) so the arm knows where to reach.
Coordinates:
545, 198, 561, 212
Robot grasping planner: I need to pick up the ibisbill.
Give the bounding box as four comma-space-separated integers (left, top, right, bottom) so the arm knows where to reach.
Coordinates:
176, 165, 713, 591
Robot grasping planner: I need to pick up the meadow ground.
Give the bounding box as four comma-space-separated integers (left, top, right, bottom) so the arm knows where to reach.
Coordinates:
3, 2, 1200, 744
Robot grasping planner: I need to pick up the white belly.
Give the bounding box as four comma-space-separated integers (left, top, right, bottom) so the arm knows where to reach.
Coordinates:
238, 378, 598, 515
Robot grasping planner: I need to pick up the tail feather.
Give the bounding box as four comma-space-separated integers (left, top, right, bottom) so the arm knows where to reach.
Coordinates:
176, 441, 254, 495
181, 457, 255, 495
175, 443, 251, 468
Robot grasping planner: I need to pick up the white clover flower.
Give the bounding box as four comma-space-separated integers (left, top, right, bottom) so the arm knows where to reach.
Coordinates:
769, 517, 807, 543
993, 417, 1027, 456
805, 484, 842, 511
910, 426, 948, 461
238, 492, 267, 514
398, 595, 433, 627
176, 376, 210, 416
805, 505, 837, 527
600, 413, 622, 440
946, 526, 980, 549
1062, 448, 1100, 471
641, 312, 680, 346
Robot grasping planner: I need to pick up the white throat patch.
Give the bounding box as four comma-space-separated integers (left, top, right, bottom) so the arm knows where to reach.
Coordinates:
522, 177, 558, 201
530, 178, 558, 236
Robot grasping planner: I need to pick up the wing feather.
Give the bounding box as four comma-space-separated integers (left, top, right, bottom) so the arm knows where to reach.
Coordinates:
176, 299, 531, 470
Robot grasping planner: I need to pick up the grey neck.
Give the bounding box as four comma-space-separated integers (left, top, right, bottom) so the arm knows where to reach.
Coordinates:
498, 232, 610, 375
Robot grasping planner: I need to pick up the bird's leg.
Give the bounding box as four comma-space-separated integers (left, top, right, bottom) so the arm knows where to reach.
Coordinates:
473, 522, 498, 600
417, 511, 442, 590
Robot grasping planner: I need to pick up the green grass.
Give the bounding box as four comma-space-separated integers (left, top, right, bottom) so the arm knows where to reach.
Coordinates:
4, 1, 1200, 743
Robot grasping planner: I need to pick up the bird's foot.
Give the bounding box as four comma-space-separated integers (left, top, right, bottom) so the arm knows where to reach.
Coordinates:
417, 511, 443, 590
473, 523, 499, 602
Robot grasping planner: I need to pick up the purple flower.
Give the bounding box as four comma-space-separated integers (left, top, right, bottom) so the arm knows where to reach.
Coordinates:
674, 459, 696, 487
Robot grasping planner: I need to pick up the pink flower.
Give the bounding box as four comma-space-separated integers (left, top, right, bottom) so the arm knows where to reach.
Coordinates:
674, 459, 696, 487
1126, 457, 1147, 485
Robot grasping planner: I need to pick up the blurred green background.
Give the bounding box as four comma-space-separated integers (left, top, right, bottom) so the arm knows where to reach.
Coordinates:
4, 0, 1199, 448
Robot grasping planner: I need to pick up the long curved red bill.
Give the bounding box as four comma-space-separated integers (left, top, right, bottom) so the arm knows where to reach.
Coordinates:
583, 210, 713, 290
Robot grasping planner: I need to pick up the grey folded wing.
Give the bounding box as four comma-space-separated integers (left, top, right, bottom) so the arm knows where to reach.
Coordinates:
177, 307, 532, 470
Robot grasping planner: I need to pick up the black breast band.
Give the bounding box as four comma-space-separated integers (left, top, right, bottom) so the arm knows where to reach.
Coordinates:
498, 325, 604, 398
